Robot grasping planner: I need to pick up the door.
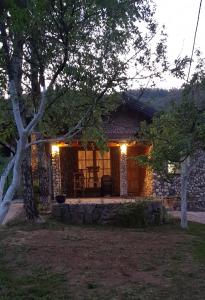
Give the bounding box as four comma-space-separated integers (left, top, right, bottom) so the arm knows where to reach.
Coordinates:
78, 149, 111, 189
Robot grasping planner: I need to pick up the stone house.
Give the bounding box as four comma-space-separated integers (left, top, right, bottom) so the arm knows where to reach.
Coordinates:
33, 92, 205, 204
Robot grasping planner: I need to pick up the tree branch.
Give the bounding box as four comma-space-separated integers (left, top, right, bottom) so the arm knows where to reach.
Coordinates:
9, 80, 24, 134
25, 86, 47, 134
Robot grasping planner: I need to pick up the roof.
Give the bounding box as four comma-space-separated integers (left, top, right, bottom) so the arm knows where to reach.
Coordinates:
102, 92, 156, 140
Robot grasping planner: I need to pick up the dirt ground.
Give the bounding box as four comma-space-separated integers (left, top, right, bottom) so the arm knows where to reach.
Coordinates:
1, 221, 205, 299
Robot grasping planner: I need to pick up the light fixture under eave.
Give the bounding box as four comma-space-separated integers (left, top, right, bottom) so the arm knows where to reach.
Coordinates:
51, 144, 60, 155
120, 143, 127, 155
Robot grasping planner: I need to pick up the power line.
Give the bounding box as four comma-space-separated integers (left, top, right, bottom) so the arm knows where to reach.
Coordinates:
187, 0, 203, 82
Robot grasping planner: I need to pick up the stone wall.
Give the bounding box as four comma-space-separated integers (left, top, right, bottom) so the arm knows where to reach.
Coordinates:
143, 167, 153, 197
153, 152, 205, 203
52, 152, 62, 198
52, 201, 164, 225
120, 152, 128, 196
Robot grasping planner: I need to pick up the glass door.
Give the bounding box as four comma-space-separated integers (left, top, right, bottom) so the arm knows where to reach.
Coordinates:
78, 149, 111, 188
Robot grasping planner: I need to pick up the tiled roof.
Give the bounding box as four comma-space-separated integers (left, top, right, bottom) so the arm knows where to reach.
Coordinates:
102, 93, 156, 140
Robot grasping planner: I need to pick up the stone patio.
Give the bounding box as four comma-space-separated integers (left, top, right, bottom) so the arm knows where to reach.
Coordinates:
65, 197, 138, 205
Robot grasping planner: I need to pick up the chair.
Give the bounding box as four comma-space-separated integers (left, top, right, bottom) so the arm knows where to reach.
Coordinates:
74, 170, 85, 197
87, 166, 100, 188
101, 175, 113, 196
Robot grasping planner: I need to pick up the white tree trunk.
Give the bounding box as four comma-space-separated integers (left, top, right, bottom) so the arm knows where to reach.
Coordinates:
0, 134, 27, 224
180, 158, 190, 229
0, 79, 46, 225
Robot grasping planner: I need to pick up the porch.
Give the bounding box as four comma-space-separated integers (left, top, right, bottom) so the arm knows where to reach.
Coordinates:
51, 141, 153, 199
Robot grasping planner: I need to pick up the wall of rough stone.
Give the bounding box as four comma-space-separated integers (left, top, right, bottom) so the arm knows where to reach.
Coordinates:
52, 152, 62, 198
52, 201, 164, 225
120, 152, 128, 196
143, 167, 153, 197
153, 152, 205, 202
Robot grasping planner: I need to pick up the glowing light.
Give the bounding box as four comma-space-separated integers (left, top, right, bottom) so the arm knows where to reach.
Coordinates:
52, 145, 59, 155
120, 144, 127, 155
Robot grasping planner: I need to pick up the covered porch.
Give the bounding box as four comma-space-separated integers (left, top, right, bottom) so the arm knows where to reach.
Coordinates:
51, 141, 153, 199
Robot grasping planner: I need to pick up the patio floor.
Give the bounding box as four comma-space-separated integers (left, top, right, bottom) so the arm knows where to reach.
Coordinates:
65, 197, 137, 205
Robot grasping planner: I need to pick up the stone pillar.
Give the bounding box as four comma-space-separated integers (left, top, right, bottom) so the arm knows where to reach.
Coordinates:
51, 145, 61, 198
120, 145, 128, 196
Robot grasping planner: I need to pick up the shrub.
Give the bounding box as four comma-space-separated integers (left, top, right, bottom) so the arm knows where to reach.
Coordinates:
116, 200, 168, 228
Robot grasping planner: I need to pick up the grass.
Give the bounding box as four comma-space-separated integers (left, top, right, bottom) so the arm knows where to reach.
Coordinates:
0, 237, 69, 299
188, 222, 205, 263
0, 219, 205, 299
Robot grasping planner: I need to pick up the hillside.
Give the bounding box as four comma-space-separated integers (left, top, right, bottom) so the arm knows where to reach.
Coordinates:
128, 88, 182, 111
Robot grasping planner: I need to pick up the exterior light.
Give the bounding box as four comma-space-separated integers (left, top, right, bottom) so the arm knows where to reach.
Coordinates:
52, 144, 60, 155
120, 143, 127, 155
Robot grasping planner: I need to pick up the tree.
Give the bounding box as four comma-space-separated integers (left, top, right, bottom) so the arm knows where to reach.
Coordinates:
0, 0, 166, 224
138, 72, 205, 229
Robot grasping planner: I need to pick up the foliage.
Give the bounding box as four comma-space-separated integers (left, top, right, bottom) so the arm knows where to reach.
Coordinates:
0, 156, 9, 174
0, 0, 167, 168
0, 99, 16, 145
137, 78, 205, 180
116, 199, 168, 227
0, 0, 168, 223
137, 69, 205, 228
0, 0, 168, 139
41, 91, 121, 148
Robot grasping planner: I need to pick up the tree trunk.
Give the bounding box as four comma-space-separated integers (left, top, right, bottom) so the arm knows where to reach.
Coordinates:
180, 158, 190, 229
0, 135, 26, 224
37, 139, 51, 209
22, 147, 39, 221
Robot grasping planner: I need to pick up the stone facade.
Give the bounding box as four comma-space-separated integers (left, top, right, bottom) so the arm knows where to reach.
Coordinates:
143, 167, 153, 197
120, 152, 128, 196
153, 153, 205, 203
51, 151, 61, 198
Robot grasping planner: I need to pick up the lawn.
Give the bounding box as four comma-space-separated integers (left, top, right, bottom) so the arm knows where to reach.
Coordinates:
1, 220, 205, 300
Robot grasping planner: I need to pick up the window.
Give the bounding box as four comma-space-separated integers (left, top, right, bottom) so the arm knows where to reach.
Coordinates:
167, 162, 180, 174
78, 150, 111, 188
96, 151, 111, 178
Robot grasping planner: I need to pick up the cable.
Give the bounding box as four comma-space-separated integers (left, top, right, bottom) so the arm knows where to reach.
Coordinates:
187, 0, 203, 82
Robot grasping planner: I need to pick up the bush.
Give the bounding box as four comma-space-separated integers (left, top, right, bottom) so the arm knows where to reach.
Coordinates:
116, 200, 168, 228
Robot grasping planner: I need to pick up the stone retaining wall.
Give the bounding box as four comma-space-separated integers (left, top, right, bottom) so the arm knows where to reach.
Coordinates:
53, 203, 120, 225
52, 201, 164, 226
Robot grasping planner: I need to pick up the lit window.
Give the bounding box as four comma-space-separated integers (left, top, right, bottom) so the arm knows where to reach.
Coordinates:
168, 162, 180, 174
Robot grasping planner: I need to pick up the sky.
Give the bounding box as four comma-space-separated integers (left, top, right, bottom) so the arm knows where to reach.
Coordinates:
132, 0, 205, 90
